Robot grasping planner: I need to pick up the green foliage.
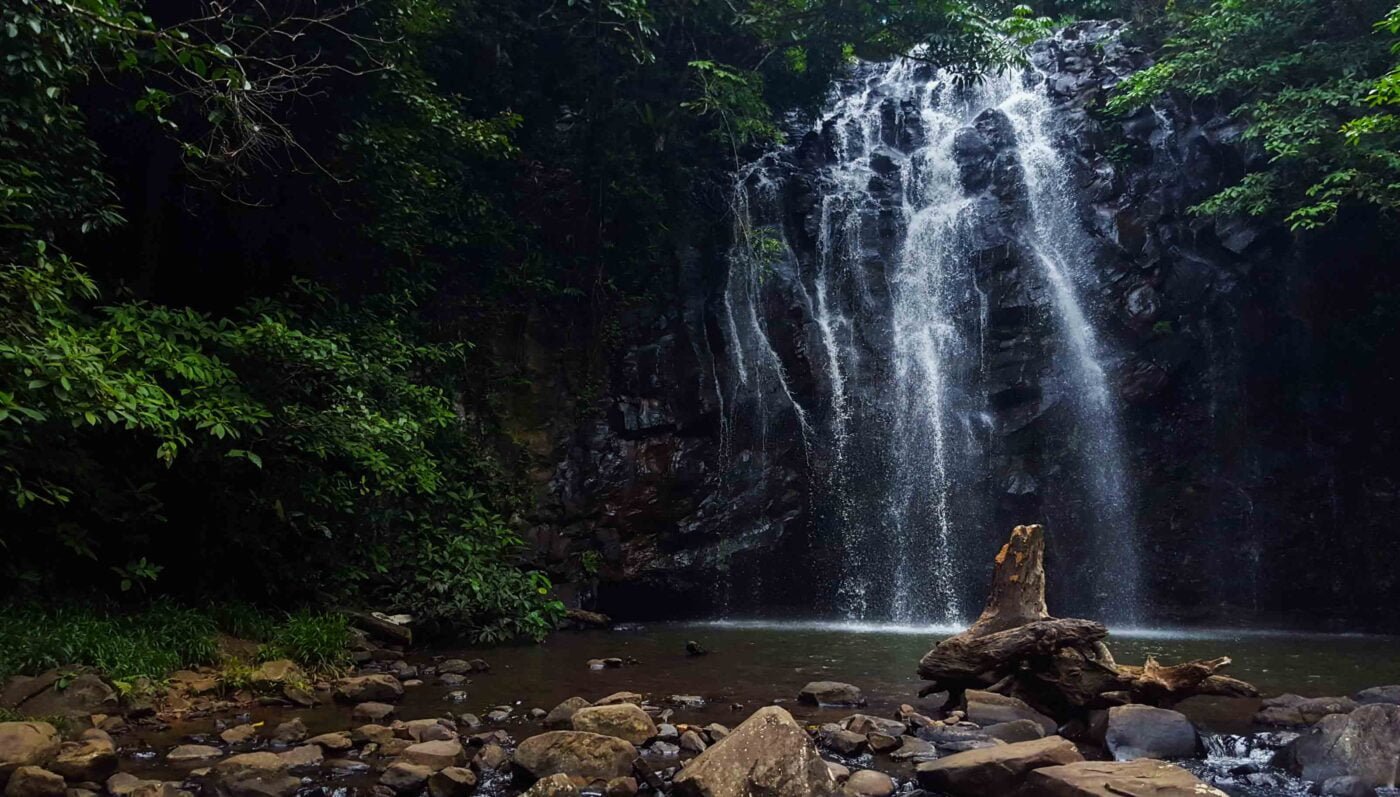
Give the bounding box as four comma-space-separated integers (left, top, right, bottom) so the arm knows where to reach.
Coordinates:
1108, 0, 1400, 229
257, 612, 352, 673
0, 0, 1043, 643
0, 601, 218, 681
683, 61, 785, 152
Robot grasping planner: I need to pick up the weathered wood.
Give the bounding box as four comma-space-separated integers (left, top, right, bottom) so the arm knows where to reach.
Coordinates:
917, 618, 1108, 681
915, 525, 1258, 722
1118, 656, 1259, 705
968, 524, 1050, 637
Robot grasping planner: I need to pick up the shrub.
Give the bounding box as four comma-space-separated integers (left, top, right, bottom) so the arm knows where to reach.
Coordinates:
0, 602, 217, 682
258, 611, 353, 674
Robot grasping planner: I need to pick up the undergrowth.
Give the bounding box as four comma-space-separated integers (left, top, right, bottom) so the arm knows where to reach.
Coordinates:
0, 601, 351, 682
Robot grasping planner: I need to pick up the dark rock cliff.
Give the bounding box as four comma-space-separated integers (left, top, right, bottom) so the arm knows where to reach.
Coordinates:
524, 22, 1400, 631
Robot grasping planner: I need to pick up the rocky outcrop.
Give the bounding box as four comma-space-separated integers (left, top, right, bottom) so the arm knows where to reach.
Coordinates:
672, 706, 836, 797
1023, 759, 1228, 796
525, 18, 1400, 632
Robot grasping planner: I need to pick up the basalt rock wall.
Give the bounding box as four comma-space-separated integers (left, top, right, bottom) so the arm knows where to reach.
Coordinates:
524, 22, 1400, 630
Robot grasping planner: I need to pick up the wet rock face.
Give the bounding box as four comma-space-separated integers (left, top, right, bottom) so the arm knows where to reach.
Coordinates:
533, 20, 1400, 629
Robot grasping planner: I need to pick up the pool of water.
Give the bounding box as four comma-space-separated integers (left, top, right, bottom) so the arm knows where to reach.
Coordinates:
117, 620, 1400, 793
145, 621, 1400, 742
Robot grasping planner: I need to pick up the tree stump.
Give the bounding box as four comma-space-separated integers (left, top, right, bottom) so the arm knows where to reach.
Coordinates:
915, 524, 1258, 722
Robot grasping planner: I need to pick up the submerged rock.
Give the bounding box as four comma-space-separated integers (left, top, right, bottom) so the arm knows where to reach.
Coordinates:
540, 691, 590, 722
672, 706, 836, 797
798, 682, 865, 707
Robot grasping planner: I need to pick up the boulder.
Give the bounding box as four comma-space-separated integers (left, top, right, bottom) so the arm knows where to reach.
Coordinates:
798, 682, 865, 707
48, 730, 116, 782
1279, 703, 1400, 787
965, 690, 1057, 735
1104, 706, 1198, 761
380, 762, 433, 793
841, 716, 906, 736
306, 732, 353, 751
704, 724, 730, 742
544, 697, 591, 730
1320, 776, 1378, 797
352, 725, 394, 745
512, 731, 637, 782
1354, 686, 1400, 707
0, 723, 60, 787
915, 736, 1083, 796
400, 719, 455, 743
593, 692, 643, 707
672, 706, 836, 797
604, 776, 637, 797
865, 733, 899, 754
334, 675, 404, 703
1259, 694, 1365, 726
842, 770, 894, 797
4, 767, 64, 797
219, 725, 257, 745
570, 704, 656, 745
166, 746, 224, 763
206, 752, 301, 797
277, 745, 323, 773
401, 740, 465, 772
889, 737, 937, 762
2, 673, 116, 721
353, 701, 396, 721
270, 719, 307, 744
251, 661, 302, 688
427, 767, 476, 797
983, 720, 1045, 744
679, 730, 707, 754
1022, 759, 1228, 796
523, 774, 579, 797
474, 742, 509, 771
436, 661, 472, 676
821, 730, 866, 756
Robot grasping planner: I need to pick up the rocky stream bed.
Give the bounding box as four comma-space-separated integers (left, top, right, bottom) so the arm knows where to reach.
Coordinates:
4, 528, 1400, 797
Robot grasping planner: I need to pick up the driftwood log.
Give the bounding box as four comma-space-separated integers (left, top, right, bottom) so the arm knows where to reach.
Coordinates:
917, 524, 1258, 722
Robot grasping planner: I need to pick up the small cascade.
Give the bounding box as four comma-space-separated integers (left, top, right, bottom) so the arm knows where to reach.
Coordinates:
720, 33, 1144, 623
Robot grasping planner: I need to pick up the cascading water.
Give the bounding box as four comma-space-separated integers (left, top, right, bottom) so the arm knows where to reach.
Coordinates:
721, 39, 1143, 624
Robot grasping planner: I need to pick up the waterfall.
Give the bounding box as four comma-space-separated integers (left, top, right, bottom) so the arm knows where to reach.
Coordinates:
720, 46, 1142, 624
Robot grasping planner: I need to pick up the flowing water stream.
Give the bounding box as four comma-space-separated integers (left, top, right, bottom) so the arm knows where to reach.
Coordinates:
721, 53, 1140, 624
